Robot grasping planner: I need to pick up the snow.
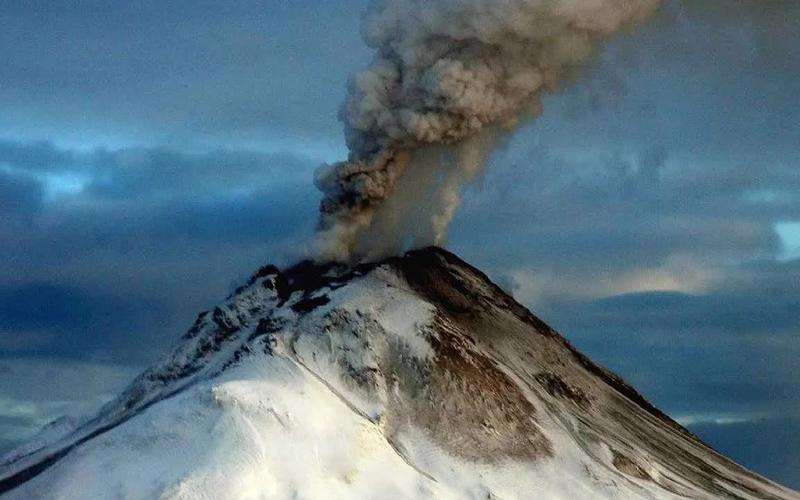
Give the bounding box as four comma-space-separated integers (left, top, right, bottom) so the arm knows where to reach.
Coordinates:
4, 356, 634, 500
6, 356, 451, 500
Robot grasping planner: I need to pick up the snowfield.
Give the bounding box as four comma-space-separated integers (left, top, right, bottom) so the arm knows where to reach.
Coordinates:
1, 248, 797, 499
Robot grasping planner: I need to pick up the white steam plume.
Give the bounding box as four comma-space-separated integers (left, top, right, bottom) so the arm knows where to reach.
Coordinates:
315, 0, 661, 262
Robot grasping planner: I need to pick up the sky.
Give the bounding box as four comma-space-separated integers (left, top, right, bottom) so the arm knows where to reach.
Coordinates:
0, 0, 798, 489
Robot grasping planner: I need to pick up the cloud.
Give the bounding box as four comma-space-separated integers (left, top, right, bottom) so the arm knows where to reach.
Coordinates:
0, 139, 317, 199
0, 140, 75, 173
521, 0, 800, 170
450, 142, 791, 283
0, 139, 321, 362
0, 170, 43, 222
0, 358, 139, 456
526, 257, 800, 425
673, 0, 800, 74
688, 416, 800, 490
552, 284, 800, 334
0, 284, 170, 360
314, 0, 662, 261
0, 0, 371, 150
504, 257, 719, 305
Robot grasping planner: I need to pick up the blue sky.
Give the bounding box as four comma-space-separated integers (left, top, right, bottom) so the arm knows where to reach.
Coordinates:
1, 0, 798, 489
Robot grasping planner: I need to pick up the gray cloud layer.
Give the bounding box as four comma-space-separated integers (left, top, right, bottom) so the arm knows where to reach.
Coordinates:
0, 140, 320, 362
0, 0, 370, 151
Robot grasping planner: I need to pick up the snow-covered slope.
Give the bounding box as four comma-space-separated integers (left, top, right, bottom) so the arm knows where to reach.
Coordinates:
1, 248, 797, 499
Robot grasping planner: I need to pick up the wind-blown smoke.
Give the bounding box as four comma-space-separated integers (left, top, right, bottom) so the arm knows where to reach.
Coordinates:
315, 0, 661, 262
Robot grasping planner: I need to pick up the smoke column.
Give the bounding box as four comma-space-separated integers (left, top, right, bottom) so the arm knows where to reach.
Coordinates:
315, 0, 661, 262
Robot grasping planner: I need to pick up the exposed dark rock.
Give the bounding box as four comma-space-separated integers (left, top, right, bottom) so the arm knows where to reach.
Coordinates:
535, 372, 591, 409
291, 294, 331, 313
612, 450, 651, 481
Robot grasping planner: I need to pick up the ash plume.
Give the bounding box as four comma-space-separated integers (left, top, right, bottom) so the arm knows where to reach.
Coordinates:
315, 0, 662, 262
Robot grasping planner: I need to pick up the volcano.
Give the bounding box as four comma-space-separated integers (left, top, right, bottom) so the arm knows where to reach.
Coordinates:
1, 247, 797, 499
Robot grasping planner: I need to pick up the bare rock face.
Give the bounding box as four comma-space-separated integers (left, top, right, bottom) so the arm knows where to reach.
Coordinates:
1, 247, 798, 499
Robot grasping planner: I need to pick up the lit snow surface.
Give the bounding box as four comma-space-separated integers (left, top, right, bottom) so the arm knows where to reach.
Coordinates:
1, 248, 797, 499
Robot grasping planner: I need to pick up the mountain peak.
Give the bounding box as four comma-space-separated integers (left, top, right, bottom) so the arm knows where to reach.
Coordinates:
2, 248, 797, 499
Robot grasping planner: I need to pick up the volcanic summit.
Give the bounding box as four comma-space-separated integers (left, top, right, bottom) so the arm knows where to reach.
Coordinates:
1, 248, 796, 499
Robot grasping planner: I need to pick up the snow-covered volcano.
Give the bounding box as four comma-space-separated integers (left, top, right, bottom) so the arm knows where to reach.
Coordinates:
1, 247, 797, 499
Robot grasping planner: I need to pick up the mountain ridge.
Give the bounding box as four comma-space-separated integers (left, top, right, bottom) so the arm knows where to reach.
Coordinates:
1, 247, 797, 499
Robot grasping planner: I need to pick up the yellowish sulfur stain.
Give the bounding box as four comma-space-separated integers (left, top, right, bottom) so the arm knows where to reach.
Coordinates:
344, 415, 387, 484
